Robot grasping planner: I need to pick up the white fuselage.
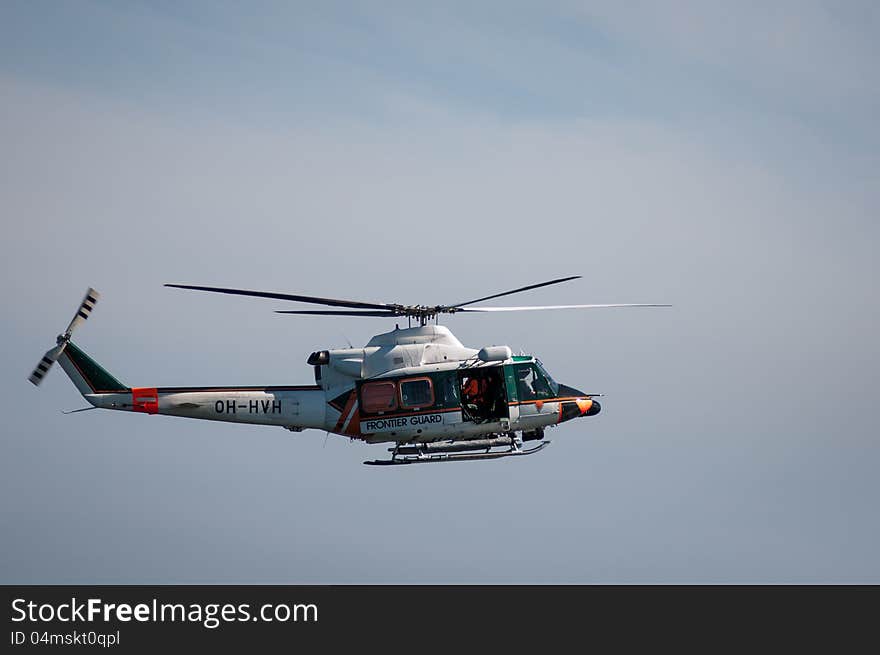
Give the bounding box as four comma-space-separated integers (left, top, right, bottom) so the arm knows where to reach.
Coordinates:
65, 325, 596, 445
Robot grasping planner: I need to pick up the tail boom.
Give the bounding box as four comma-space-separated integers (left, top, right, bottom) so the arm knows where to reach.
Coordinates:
83, 383, 326, 430
33, 289, 329, 433
107, 386, 325, 429
59, 341, 326, 430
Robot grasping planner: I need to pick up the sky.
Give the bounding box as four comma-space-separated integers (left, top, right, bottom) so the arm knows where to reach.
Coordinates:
1, 1, 878, 582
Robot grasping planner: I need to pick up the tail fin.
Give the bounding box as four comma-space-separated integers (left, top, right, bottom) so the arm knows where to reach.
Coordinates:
57, 341, 128, 396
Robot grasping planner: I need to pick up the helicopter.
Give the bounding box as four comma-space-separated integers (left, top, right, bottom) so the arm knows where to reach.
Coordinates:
28, 277, 669, 465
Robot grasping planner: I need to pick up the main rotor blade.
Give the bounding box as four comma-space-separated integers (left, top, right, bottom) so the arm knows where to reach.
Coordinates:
275, 309, 400, 317
165, 284, 393, 311
451, 276, 582, 308
458, 304, 672, 312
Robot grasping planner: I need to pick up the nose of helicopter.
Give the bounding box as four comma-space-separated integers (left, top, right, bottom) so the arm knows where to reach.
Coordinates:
577, 398, 601, 416
557, 384, 601, 422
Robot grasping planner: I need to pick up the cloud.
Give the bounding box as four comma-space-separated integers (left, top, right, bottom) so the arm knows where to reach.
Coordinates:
576, 2, 880, 116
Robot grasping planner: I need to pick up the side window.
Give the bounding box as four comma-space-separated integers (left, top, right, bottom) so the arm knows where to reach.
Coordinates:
437, 372, 460, 407
361, 381, 398, 413
399, 377, 434, 409
514, 364, 536, 400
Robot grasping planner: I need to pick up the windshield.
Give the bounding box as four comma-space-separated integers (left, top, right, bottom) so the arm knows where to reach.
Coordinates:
535, 360, 559, 396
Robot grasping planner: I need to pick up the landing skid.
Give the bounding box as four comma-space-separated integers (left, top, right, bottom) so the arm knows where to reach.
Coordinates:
364, 439, 550, 466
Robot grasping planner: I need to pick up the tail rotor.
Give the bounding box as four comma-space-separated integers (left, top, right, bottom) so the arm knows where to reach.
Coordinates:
28, 288, 100, 386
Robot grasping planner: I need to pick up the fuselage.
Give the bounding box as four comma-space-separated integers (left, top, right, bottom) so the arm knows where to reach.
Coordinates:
62, 325, 600, 444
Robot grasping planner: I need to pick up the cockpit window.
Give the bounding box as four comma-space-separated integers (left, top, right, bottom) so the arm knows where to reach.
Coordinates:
513, 362, 556, 400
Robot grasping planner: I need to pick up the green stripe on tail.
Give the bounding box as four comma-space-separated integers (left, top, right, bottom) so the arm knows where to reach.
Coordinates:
63, 341, 128, 393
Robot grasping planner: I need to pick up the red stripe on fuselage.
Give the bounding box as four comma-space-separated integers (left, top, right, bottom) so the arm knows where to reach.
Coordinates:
132, 387, 159, 414
332, 392, 357, 434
